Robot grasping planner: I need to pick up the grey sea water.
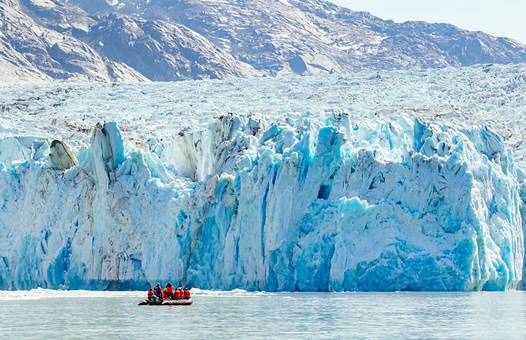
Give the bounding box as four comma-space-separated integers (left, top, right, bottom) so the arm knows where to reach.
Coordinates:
0, 290, 525, 339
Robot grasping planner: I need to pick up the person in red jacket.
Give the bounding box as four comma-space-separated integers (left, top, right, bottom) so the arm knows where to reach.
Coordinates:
147, 289, 158, 304
183, 288, 190, 300
173, 288, 181, 300
165, 283, 174, 299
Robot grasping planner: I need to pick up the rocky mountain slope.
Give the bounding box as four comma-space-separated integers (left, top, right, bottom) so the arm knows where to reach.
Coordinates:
1, 0, 526, 82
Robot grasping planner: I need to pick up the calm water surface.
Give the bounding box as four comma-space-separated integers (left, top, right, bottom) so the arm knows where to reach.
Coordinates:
0, 290, 525, 339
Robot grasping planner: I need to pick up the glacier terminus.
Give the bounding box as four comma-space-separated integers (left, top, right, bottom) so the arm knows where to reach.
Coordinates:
0, 65, 525, 292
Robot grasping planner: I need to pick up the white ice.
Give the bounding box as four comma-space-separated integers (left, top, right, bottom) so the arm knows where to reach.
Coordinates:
0, 64, 525, 291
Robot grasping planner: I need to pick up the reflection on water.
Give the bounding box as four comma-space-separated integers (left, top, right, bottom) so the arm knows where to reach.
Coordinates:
0, 290, 525, 339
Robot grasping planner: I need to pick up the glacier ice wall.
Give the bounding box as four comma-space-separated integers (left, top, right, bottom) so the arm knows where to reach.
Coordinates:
0, 114, 523, 291
520, 175, 526, 289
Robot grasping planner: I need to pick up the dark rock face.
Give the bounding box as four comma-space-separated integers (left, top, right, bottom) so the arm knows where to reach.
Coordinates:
1, 0, 526, 82
49, 140, 77, 170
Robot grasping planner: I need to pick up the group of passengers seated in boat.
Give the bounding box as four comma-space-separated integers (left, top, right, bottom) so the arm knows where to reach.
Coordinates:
147, 283, 191, 303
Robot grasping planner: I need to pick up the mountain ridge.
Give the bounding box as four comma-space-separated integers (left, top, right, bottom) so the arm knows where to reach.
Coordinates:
1, 0, 526, 82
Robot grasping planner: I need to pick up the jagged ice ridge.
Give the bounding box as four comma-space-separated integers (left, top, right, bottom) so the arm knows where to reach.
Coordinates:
0, 112, 523, 291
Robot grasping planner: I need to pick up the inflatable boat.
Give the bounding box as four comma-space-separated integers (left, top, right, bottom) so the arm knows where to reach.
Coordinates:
138, 298, 193, 306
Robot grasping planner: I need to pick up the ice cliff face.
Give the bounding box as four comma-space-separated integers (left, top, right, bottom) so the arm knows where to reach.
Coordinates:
0, 115, 523, 291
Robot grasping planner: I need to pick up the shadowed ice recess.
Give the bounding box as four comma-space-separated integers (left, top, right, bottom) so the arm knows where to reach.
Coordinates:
0, 111, 524, 292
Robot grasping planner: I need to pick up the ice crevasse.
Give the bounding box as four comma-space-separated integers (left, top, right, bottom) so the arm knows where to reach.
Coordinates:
0, 114, 523, 291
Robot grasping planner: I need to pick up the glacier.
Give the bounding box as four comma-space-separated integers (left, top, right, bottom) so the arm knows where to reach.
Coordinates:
0, 112, 524, 291
2, 64, 526, 169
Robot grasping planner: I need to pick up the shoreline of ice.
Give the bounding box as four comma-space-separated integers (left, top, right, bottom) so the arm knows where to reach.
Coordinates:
1, 287, 525, 301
